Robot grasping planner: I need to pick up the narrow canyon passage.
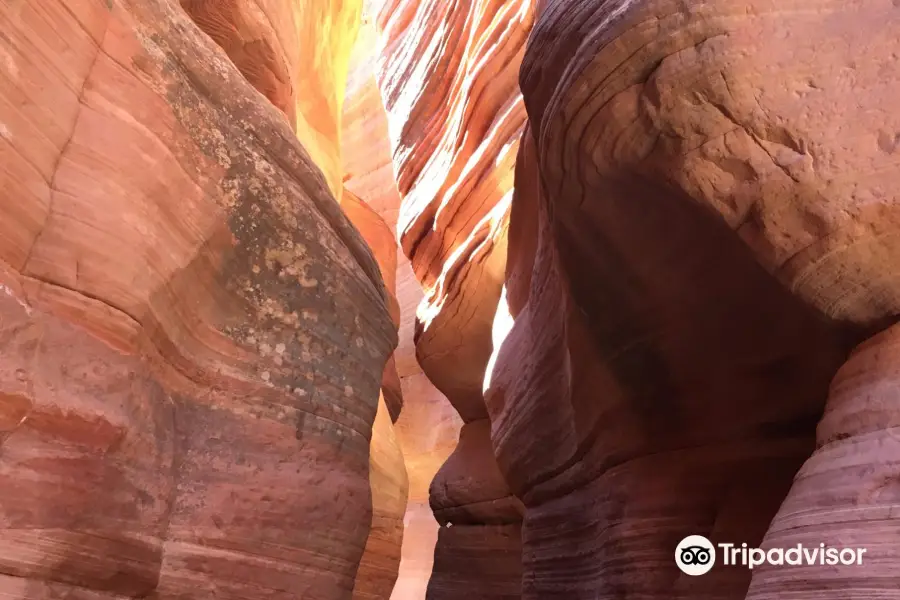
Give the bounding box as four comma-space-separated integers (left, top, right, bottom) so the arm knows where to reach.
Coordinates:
1, 1, 899, 599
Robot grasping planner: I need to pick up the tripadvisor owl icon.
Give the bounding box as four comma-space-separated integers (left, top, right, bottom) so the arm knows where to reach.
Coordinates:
676, 535, 716, 576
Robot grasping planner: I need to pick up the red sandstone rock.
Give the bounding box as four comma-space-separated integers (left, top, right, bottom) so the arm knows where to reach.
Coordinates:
0, 1, 396, 599
340, 12, 413, 595
428, 523, 522, 599
340, 188, 408, 600
341, 189, 404, 421
343, 4, 402, 231
430, 419, 524, 527
377, 0, 535, 423
746, 323, 900, 598
9, 1, 896, 598
391, 373, 462, 599
180, 0, 361, 198
375, 0, 535, 595
484, 1, 900, 598
343, 4, 479, 597
352, 394, 409, 600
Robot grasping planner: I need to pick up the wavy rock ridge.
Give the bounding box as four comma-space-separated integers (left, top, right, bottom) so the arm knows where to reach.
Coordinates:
375, 0, 535, 596
343, 5, 465, 598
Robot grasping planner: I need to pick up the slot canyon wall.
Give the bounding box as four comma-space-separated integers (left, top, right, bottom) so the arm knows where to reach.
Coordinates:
3, 0, 900, 599
0, 0, 405, 598
484, 0, 900, 599
342, 5, 464, 598
373, 0, 536, 596
367, 0, 900, 598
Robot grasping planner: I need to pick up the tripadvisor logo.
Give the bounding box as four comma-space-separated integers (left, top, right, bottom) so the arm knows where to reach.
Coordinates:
676, 535, 716, 576
675, 535, 868, 575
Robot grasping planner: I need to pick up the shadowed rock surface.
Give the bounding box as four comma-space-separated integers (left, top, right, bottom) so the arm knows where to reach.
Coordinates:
746, 322, 900, 599
484, 0, 900, 598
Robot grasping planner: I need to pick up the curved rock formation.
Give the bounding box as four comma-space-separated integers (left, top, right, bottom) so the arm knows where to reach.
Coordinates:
340, 11, 414, 596
390, 373, 462, 599
352, 394, 409, 600
0, 1, 396, 598
340, 189, 404, 421
375, 0, 535, 595
342, 3, 401, 230
180, 0, 361, 197
485, 1, 900, 598
746, 322, 900, 599
377, 0, 533, 424
7, 0, 897, 598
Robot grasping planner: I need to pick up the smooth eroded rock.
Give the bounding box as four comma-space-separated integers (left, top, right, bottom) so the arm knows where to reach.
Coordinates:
484, 1, 900, 597
0, 0, 395, 598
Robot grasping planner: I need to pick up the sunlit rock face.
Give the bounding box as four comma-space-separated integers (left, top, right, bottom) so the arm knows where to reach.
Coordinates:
0, 1, 397, 599
374, 0, 536, 595
377, 0, 533, 423
340, 189, 405, 421
185, 1, 413, 595
180, 0, 361, 198
485, 1, 900, 599
342, 4, 464, 597
343, 3, 402, 230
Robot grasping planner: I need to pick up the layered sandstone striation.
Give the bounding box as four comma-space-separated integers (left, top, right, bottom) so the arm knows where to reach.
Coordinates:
344, 3, 470, 598
0, 1, 397, 599
340, 189, 404, 421
746, 322, 900, 599
185, 1, 411, 596
375, 0, 535, 595
485, 0, 900, 598
377, 0, 533, 425
340, 9, 413, 596
6, 1, 898, 599
352, 393, 409, 600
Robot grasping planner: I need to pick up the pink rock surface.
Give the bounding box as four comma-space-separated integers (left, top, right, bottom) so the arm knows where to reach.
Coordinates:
483, 0, 900, 598
746, 323, 900, 598
390, 373, 462, 600
374, 0, 536, 594
376, 0, 534, 423
389, 502, 441, 600
340, 10, 416, 597
7, 1, 897, 598
340, 189, 404, 421
428, 523, 522, 599
352, 394, 409, 600
343, 5, 472, 597
0, 1, 396, 598
180, 0, 362, 197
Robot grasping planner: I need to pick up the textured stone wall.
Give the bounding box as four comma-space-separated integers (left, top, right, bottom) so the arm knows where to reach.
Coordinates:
0, 0, 396, 598
484, 1, 900, 598
375, 0, 536, 595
